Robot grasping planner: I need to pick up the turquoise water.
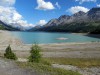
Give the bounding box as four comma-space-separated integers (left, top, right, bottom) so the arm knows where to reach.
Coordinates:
11, 32, 100, 44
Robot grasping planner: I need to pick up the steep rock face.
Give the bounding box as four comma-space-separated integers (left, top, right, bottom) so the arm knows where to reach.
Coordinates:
29, 7, 100, 33
45, 19, 58, 26
87, 8, 100, 21
71, 11, 87, 22
73, 11, 86, 17
58, 15, 70, 20
43, 15, 71, 27
42, 11, 87, 27
44, 8, 100, 26
58, 15, 71, 24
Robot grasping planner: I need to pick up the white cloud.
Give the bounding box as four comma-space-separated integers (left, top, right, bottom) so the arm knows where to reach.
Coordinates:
36, 0, 55, 10
97, 4, 100, 7
0, 0, 35, 30
0, 0, 16, 6
0, 6, 22, 23
37, 20, 47, 26
55, 2, 61, 9
75, 0, 97, 4
67, 6, 89, 14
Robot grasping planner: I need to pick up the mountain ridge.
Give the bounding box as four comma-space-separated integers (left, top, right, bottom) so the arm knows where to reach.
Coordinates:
29, 7, 100, 34
0, 20, 20, 31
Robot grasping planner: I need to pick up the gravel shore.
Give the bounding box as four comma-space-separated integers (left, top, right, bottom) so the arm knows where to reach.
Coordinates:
0, 58, 38, 75
0, 30, 100, 75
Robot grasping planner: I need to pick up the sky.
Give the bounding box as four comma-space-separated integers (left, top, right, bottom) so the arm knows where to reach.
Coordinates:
0, 0, 100, 30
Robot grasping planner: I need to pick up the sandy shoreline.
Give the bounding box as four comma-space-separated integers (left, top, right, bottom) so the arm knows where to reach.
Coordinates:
0, 30, 23, 45
0, 30, 100, 50
0, 30, 100, 58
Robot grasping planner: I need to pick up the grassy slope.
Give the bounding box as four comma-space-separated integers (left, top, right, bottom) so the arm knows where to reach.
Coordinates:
17, 57, 100, 75
17, 59, 81, 75
45, 58, 100, 68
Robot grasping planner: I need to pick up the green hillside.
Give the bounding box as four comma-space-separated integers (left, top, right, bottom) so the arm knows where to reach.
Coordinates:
36, 22, 100, 34
0, 24, 6, 30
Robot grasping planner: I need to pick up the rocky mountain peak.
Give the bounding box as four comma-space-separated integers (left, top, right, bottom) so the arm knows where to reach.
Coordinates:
45, 19, 58, 26
58, 15, 70, 21
73, 11, 86, 17
30, 7, 100, 33
88, 8, 100, 15
58, 15, 70, 19
87, 7, 100, 20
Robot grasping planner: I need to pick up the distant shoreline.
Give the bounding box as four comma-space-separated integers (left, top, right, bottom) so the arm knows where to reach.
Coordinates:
0, 30, 100, 45
0, 30, 100, 59
0, 30, 100, 48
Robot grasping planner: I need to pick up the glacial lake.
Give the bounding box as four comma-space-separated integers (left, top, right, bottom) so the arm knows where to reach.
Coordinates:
11, 32, 100, 44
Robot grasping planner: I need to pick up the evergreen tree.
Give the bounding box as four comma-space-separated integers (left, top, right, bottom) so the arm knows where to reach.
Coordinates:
4, 45, 17, 60
29, 44, 41, 63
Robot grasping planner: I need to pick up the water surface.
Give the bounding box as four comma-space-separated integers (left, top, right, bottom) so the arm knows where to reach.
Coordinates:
11, 32, 100, 44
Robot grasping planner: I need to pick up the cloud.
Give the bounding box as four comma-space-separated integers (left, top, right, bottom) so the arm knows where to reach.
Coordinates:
37, 20, 47, 26
55, 2, 61, 9
0, 0, 15, 6
36, 0, 55, 10
97, 4, 100, 7
0, 6, 22, 24
67, 6, 89, 14
75, 0, 97, 4
0, 0, 35, 30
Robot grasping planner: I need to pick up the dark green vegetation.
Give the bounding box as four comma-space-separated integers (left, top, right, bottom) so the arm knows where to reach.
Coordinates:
0, 20, 20, 31
0, 24, 5, 30
28, 44, 41, 63
17, 59, 81, 75
45, 58, 100, 68
34, 22, 100, 34
4, 45, 17, 60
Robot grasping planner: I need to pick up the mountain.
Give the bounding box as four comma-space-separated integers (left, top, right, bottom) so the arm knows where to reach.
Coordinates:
87, 8, 100, 21
0, 20, 20, 31
30, 7, 100, 34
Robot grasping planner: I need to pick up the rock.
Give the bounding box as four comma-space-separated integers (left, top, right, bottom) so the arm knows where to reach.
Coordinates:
56, 37, 68, 40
